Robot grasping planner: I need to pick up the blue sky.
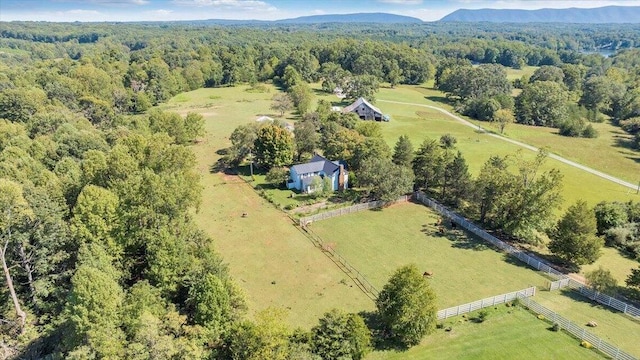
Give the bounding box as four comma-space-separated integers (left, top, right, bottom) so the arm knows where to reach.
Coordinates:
1, 0, 640, 22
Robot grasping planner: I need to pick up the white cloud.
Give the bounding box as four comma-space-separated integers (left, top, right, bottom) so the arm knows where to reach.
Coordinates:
173, 0, 274, 10
378, 0, 423, 4
63, 0, 150, 5
65, 9, 101, 15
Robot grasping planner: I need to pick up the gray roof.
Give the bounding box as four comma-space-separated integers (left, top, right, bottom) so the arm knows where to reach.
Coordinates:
291, 154, 340, 175
342, 97, 382, 115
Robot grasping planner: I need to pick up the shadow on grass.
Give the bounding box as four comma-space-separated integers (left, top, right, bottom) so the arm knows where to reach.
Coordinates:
555, 288, 628, 316
358, 311, 411, 352
424, 95, 451, 105
420, 224, 489, 251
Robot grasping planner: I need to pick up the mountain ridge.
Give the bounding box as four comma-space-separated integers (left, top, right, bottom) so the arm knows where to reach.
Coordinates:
439, 5, 640, 23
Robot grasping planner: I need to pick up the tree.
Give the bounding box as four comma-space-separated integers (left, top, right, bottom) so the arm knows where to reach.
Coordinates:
293, 120, 318, 162
439, 134, 457, 149
270, 93, 293, 117
188, 273, 245, 340
289, 83, 313, 115
253, 124, 295, 169
585, 266, 618, 295
0, 179, 33, 332
594, 201, 629, 235
549, 200, 603, 266
344, 75, 379, 101
359, 158, 414, 202
184, 112, 205, 141
515, 81, 569, 127
529, 66, 564, 84
441, 151, 471, 206
626, 266, 640, 290
392, 135, 414, 167
265, 167, 289, 187
224, 308, 292, 360
412, 138, 445, 192
477, 150, 563, 244
473, 156, 512, 224
64, 260, 125, 358
492, 108, 515, 134
376, 264, 437, 347
311, 309, 371, 360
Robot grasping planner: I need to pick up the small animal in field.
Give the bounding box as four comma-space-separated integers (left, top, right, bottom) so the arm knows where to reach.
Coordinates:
423, 271, 433, 278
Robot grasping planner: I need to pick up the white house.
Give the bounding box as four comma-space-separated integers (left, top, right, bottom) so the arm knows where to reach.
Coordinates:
287, 154, 348, 193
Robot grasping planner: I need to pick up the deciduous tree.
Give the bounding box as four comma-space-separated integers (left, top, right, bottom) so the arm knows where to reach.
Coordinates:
254, 124, 295, 169
585, 266, 618, 295
376, 264, 437, 347
311, 309, 371, 360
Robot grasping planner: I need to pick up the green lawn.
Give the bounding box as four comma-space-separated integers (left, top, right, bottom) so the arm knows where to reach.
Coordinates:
581, 246, 639, 284
310, 202, 551, 307
535, 289, 640, 357
369, 306, 603, 360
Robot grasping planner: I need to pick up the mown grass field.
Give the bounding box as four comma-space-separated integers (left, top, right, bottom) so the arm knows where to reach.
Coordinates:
310, 202, 639, 357
315, 85, 639, 211
369, 306, 603, 360
535, 290, 640, 357
310, 202, 550, 307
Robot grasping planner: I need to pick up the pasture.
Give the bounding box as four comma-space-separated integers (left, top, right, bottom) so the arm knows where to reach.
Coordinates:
176, 85, 374, 328
309, 202, 551, 307
369, 306, 603, 360
535, 290, 640, 357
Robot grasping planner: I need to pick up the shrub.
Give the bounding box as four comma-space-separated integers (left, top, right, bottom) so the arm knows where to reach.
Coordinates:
436, 322, 444, 329
582, 124, 598, 138
551, 323, 560, 332
476, 310, 489, 323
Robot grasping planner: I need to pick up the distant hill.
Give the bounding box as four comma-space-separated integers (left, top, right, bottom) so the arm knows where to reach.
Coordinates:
440, 6, 640, 23
190, 13, 422, 26
275, 13, 422, 24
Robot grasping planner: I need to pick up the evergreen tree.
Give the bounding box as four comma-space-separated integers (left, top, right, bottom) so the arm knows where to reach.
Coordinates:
549, 200, 603, 266
392, 135, 414, 167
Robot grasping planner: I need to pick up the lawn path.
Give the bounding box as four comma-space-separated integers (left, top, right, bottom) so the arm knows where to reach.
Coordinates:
379, 99, 639, 192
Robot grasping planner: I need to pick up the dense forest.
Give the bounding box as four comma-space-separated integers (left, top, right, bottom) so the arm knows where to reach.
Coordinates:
1, 21, 640, 358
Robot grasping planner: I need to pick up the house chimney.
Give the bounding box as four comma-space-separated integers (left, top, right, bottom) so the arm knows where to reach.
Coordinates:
338, 164, 345, 191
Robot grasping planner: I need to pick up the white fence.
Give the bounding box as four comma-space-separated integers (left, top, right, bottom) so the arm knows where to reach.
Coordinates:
299, 195, 410, 226
415, 192, 640, 320
414, 192, 566, 279
549, 278, 640, 320
519, 295, 637, 360
437, 287, 536, 320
